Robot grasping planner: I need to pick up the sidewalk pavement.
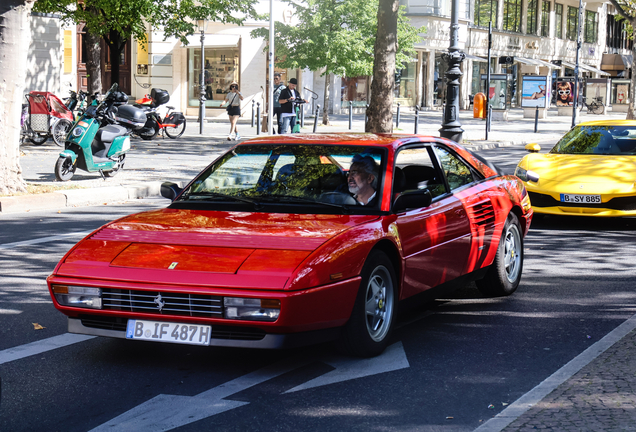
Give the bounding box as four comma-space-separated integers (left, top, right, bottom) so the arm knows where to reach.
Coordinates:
4, 106, 636, 430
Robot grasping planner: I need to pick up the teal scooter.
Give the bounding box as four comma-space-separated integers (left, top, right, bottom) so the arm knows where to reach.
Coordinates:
54, 83, 146, 181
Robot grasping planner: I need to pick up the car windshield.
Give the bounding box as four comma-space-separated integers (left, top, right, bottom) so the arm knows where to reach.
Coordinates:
176, 144, 386, 213
550, 125, 636, 155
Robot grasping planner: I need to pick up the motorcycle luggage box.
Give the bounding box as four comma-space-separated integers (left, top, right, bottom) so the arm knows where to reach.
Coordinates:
115, 105, 147, 128
150, 88, 170, 107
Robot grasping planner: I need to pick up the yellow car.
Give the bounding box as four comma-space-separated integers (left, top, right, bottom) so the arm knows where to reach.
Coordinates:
515, 120, 636, 217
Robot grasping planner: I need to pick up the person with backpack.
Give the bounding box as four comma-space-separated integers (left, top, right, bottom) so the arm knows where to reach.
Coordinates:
273, 73, 285, 134
278, 78, 305, 134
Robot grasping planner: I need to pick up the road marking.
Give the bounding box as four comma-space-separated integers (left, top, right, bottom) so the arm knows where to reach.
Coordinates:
0, 333, 96, 365
474, 312, 636, 432
285, 341, 409, 393
0, 230, 92, 250
91, 342, 410, 432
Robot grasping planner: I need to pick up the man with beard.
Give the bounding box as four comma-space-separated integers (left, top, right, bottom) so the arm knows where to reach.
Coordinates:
348, 154, 379, 206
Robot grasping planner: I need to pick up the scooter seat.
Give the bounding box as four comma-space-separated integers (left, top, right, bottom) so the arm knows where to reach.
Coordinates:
97, 124, 128, 143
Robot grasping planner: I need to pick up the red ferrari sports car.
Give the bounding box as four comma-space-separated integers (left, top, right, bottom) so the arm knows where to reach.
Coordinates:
48, 134, 532, 357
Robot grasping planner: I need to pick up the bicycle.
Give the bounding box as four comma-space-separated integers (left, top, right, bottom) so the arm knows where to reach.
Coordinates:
136, 105, 187, 139
580, 96, 605, 115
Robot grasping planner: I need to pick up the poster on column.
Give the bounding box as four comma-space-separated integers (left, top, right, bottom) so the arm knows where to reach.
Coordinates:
521, 76, 549, 108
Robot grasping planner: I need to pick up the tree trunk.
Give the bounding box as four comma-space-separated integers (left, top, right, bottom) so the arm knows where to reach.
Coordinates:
322, 72, 331, 125
85, 29, 102, 100
365, 0, 398, 133
0, 0, 34, 195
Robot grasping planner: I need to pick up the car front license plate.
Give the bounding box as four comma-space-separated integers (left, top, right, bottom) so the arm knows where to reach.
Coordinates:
559, 193, 601, 204
126, 319, 211, 346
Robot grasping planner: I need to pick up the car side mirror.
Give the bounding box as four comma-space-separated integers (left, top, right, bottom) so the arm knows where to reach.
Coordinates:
525, 143, 541, 153
393, 189, 432, 213
161, 181, 183, 201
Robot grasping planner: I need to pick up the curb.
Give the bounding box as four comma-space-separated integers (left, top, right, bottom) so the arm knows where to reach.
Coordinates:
0, 181, 165, 214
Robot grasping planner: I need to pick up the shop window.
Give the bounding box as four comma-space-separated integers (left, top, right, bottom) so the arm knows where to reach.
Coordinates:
341, 77, 368, 107
584, 10, 597, 43
541, 1, 550, 37
395, 62, 417, 104
474, 0, 497, 28
189, 47, 239, 108
566, 6, 578, 41
503, 0, 522, 32
555, 3, 563, 38
527, 0, 538, 34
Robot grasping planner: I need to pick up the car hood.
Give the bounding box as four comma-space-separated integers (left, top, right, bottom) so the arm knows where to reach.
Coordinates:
527, 153, 636, 185
55, 208, 378, 290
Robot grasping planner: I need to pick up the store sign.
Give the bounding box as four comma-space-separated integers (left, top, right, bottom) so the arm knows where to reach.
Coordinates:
137, 64, 148, 75
507, 36, 521, 50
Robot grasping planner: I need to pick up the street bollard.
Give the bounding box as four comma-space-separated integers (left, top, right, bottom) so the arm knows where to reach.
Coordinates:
534, 106, 539, 133
487, 104, 492, 133
365, 104, 369, 128
313, 105, 320, 133
300, 105, 304, 128
251, 100, 255, 128
348, 101, 353, 130
256, 102, 260, 136
414, 106, 420, 134
396, 102, 401, 128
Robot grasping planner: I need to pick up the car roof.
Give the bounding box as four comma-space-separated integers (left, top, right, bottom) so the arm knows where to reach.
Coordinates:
234, 133, 445, 151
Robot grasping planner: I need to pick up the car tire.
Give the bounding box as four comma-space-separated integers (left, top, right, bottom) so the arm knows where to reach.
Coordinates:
476, 212, 523, 297
337, 250, 397, 357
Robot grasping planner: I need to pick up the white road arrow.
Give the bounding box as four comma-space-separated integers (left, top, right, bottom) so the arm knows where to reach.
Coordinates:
285, 341, 410, 393
91, 342, 409, 432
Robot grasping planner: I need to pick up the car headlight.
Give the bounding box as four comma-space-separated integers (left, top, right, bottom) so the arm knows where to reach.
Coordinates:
514, 167, 540, 183
51, 285, 102, 309
224, 297, 280, 322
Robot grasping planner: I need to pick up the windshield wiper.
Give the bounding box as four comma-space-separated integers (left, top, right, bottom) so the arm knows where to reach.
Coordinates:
182, 191, 263, 210
259, 194, 353, 213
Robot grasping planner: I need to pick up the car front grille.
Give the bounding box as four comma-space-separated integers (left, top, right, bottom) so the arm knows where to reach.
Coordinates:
78, 315, 266, 341
101, 288, 223, 318
529, 192, 636, 211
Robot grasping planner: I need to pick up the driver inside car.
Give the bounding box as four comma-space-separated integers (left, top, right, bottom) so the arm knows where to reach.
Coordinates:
348, 154, 379, 206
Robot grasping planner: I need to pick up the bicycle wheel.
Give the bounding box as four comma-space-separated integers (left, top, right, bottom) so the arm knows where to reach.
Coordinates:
591, 102, 603, 115
164, 118, 187, 139
52, 119, 72, 146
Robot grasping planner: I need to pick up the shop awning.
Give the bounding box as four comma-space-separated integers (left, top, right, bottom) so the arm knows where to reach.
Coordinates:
181, 34, 240, 48
464, 53, 488, 62
515, 57, 542, 66
529, 58, 560, 69
601, 53, 633, 70
561, 61, 611, 76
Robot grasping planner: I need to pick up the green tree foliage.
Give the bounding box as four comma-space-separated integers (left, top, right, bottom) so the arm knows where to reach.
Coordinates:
252, 0, 421, 124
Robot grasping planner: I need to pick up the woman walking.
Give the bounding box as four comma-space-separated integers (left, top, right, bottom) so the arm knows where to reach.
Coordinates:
220, 82, 244, 140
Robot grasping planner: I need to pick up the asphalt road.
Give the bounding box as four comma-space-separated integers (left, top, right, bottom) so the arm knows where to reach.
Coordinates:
2, 145, 636, 431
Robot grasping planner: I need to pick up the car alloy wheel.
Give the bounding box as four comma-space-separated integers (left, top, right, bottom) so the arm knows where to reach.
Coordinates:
364, 265, 394, 342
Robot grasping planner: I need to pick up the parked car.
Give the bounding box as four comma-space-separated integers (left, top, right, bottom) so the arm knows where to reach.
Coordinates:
47, 134, 532, 357
516, 120, 636, 217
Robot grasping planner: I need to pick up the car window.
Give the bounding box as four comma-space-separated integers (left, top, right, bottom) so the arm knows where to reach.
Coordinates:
394, 147, 447, 199
550, 125, 636, 155
182, 144, 386, 213
434, 146, 475, 191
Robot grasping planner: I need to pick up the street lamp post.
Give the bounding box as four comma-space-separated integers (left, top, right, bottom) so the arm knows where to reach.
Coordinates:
198, 19, 206, 134
439, 0, 465, 143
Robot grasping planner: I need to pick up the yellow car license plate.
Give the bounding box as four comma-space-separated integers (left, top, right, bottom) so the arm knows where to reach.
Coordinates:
559, 193, 601, 204
126, 319, 211, 346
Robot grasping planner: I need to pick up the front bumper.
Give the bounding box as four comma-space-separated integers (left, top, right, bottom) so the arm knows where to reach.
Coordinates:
68, 317, 342, 349
528, 191, 636, 217
49, 276, 361, 348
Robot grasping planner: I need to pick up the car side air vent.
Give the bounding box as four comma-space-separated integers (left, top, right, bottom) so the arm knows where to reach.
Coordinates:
468, 199, 496, 227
